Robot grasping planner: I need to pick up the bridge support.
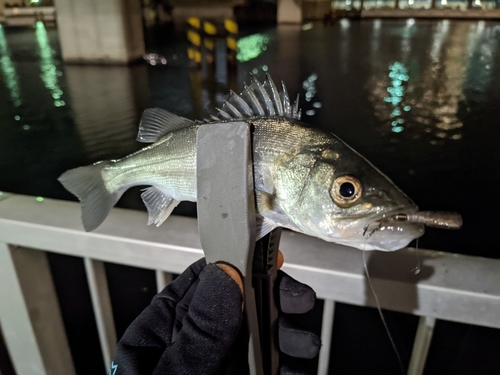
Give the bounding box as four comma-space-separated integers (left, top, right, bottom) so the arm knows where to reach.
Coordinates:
277, 0, 303, 23
56, 0, 145, 64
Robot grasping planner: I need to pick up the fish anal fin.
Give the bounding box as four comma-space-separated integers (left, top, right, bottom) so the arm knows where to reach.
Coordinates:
137, 108, 194, 143
141, 187, 180, 226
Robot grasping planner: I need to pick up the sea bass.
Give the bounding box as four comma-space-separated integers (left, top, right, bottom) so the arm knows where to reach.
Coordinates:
59, 74, 461, 251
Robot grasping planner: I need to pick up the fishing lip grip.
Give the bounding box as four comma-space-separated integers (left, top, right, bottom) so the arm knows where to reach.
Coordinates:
196, 122, 280, 375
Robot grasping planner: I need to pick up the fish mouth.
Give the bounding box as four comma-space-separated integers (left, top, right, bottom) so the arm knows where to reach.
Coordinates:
358, 207, 425, 252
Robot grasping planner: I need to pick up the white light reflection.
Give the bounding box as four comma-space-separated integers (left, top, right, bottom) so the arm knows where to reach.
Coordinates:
35, 22, 65, 107
430, 20, 450, 63
340, 19, 351, 29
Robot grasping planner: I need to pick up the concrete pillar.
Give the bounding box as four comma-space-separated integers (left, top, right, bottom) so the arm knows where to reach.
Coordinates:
55, 0, 145, 64
277, 0, 303, 23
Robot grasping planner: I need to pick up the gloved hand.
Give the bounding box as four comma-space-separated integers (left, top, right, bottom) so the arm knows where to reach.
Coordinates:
110, 257, 320, 375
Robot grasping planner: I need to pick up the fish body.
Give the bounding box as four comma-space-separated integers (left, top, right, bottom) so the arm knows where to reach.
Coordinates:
59, 74, 427, 251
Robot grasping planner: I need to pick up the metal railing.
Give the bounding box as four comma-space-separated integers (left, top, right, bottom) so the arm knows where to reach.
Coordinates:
0, 193, 499, 375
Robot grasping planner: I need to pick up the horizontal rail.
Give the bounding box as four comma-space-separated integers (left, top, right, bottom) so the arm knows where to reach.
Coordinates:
0, 193, 499, 329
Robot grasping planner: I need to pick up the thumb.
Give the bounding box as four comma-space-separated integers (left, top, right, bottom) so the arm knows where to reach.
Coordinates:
153, 264, 244, 375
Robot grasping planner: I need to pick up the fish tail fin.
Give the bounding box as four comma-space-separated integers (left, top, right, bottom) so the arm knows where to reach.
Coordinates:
58, 162, 121, 232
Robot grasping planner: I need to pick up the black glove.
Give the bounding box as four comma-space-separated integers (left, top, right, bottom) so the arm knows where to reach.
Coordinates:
110, 258, 320, 375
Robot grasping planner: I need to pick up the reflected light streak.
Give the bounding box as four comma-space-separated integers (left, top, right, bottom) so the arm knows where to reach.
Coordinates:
0, 25, 22, 107
236, 33, 270, 62
35, 21, 65, 107
385, 62, 409, 133
464, 22, 496, 98
430, 20, 449, 63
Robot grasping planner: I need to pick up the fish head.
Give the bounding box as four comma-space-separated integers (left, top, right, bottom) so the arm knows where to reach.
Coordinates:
275, 139, 424, 251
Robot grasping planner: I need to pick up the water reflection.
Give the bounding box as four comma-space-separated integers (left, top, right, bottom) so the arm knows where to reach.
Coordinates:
385, 62, 409, 133
0, 20, 498, 258
35, 22, 65, 107
236, 33, 270, 62
303, 73, 321, 117
64, 65, 150, 160
0, 25, 21, 107
366, 20, 499, 144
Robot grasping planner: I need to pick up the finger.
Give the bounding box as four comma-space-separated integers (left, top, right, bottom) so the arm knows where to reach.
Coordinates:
156, 264, 244, 374
111, 258, 207, 374
278, 316, 321, 359
278, 249, 284, 269
217, 263, 244, 294
278, 271, 316, 314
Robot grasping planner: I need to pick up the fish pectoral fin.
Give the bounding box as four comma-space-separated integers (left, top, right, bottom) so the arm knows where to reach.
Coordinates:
141, 187, 180, 226
256, 189, 276, 213
256, 216, 277, 241
137, 108, 194, 143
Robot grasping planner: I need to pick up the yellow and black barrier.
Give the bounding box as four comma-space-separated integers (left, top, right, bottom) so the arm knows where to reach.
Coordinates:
224, 18, 238, 71
186, 17, 239, 70
187, 17, 202, 67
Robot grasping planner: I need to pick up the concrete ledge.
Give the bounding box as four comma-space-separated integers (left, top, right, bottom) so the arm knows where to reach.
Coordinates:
361, 8, 500, 19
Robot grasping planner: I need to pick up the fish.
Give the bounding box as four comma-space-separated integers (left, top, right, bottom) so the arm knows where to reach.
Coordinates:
58, 73, 461, 252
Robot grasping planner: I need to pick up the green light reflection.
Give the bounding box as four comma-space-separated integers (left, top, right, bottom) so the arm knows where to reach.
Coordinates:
0, 25, 22, 107
385, 62, 409, 134
236, 34, 270, 62
35, 22, 65, 107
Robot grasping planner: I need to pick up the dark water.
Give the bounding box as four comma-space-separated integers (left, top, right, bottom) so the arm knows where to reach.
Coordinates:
1, 20, 500, 257
1, 20, 500, 374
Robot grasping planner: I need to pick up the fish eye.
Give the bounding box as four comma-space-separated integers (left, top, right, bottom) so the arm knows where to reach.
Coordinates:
332, 175, 362, 207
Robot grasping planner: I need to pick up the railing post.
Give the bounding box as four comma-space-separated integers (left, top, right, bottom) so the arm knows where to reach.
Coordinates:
0, 243, 75, 375
155, 270, 173, 292
84, 258, 117, 372
408, 316, 436, 375
317, 299, 335, 375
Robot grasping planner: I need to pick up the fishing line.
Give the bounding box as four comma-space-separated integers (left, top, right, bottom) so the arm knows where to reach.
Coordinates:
362, 249, 406, 375
411, 238, 421, 275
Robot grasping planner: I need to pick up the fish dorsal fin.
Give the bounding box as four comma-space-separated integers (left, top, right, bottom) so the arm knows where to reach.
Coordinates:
137, 108, 194, 143
141, 186, 180, 226
214, 74, 302, 122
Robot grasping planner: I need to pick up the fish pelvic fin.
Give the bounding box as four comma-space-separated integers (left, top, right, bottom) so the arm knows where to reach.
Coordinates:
213, 74, 301, 122
137, 108, 194, 143
141, 187, 180, 226
256, 216, 277, 240
58, 161, 120, 232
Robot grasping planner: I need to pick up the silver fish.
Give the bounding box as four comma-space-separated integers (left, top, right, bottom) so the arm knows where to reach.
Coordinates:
59, 74, 460, 251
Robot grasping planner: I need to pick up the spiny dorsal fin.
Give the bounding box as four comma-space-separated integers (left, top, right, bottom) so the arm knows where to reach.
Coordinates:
213, 74, 302, 122
137, 108, 194, 143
